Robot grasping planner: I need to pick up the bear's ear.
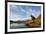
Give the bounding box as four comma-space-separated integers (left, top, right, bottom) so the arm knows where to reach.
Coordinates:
31, 15, 35, 20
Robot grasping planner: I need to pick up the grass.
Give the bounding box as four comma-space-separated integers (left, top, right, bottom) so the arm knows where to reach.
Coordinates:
25, 15, 41, 28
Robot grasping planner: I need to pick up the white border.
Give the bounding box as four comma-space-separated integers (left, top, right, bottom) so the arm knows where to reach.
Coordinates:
7, 2, 43, 32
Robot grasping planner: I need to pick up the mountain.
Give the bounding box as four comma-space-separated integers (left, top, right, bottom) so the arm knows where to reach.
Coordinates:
10, 20, 26, 24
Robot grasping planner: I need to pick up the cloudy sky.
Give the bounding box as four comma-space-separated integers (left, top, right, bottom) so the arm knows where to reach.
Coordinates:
10, 5, 41, 21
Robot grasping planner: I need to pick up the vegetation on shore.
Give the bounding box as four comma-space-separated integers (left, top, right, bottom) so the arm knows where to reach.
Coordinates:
10, 15, 41, 28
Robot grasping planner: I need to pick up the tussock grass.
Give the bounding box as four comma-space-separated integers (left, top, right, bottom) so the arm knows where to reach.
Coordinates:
25, 15, 41, 28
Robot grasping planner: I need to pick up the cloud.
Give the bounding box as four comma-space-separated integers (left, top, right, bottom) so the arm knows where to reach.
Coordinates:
10, 5, 41, 21
31, 10, 41, 18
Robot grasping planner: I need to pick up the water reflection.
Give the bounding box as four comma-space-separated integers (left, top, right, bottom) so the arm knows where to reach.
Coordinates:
10, 23, 27, 29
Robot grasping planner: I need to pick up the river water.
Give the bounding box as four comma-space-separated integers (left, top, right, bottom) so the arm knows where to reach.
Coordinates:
10, 23, 28, 29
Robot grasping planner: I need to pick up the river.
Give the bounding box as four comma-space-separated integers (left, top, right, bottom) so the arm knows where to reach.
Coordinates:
10, 23, 28, 29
